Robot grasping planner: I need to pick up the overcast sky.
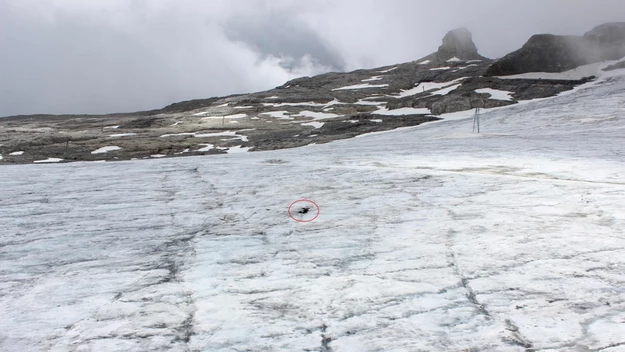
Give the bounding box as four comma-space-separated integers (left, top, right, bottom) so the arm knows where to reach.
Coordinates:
1, 0, 624, 117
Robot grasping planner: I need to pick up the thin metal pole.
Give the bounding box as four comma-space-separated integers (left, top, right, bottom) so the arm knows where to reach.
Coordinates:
472, 113, 476, 133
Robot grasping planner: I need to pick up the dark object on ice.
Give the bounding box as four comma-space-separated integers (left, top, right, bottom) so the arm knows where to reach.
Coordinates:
298, 207, 310, 215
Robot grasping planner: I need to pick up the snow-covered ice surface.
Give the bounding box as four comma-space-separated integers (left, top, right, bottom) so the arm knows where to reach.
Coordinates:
1, 75, 625, 352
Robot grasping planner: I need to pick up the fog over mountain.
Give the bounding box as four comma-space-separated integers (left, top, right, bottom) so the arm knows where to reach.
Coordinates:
1, 0, 624, 116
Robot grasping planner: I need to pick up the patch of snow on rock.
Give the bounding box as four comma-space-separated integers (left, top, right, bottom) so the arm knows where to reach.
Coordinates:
197, 144, 214, 152
475, 88, 514, 101
362, 76, 383, 82
202, 113, 247, 120
33, 158, 63, 163
356, 99, 386, 106
261, 111, 292, 119
373, 107, 431, 115
301, 122, 325, 129
226, 146, 250, 154
432, 84, 462, 96
9, 151, 24, 156
194, 131, 238, 138
160, 133, 196, 138
91, 146, 121, 154
108, 133, 137, 138
323, 99, 344, 108
332, 83, 389, 91
295, 111, 341, 120
395, 77, 468, 98
263, 102, 326, 107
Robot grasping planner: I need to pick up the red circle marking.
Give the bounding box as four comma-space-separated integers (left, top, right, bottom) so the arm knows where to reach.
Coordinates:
288, 199, 320, 223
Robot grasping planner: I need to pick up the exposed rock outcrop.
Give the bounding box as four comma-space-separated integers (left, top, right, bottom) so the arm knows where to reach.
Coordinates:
419, 28, 488, 63
603, 60, 625, 71
485, 22, 625, 76
584, 22, 625, 61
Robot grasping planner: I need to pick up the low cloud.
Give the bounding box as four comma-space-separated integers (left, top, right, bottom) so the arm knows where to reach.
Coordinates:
1, 0, 623, 116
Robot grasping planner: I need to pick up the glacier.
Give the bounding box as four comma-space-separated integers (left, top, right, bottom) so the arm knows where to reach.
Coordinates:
1, 74, 625, 351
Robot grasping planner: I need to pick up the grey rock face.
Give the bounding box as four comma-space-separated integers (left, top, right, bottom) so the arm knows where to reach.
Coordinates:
603, 60, 625, 71
438, 28, 482, 60
584, 22, 625, 45
485, 35, 587, 75
419, 28, 488, 63
583, 22, 625, 62
486, 22, 625, 76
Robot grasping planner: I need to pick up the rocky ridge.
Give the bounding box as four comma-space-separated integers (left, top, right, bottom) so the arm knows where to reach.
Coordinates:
486, 22, 625, 76
1, 24, 621, 164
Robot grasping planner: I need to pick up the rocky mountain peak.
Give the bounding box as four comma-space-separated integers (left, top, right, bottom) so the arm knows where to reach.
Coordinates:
485, 22, 625, 76
584, 22, 625, 45
436, 27, 485, 61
